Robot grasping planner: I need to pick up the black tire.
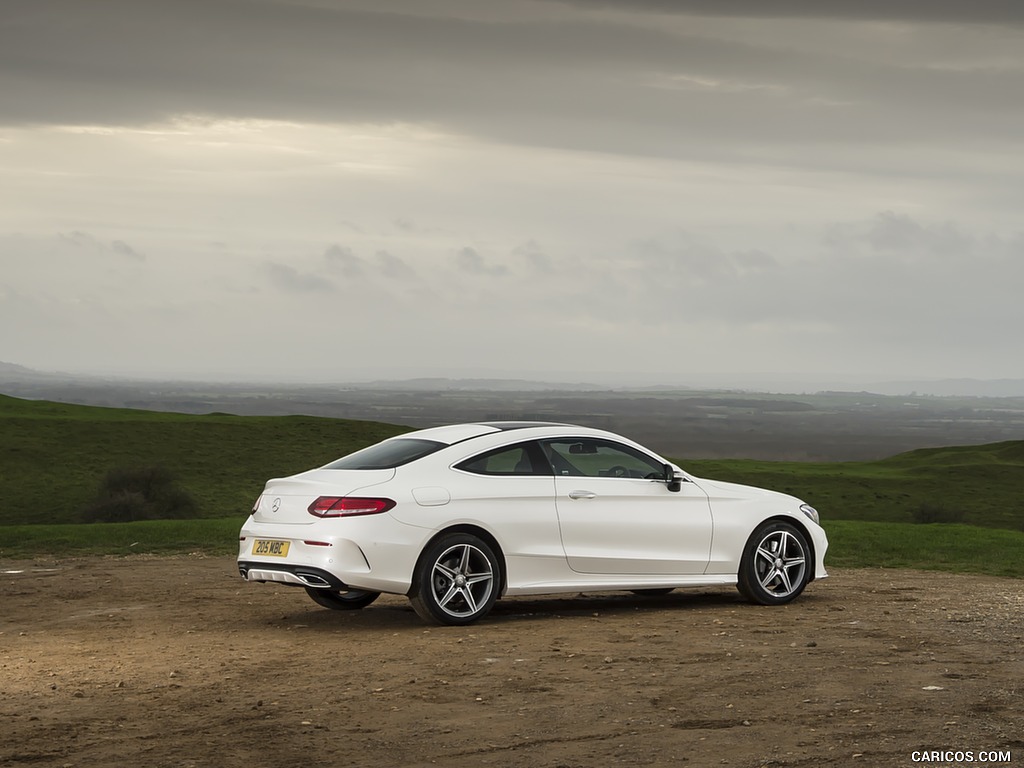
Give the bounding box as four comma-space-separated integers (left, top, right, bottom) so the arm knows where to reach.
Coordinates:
630, 588, 675, 596
737, 520, 810, 605
305, 587, 380, 610
409, 533, 500, 625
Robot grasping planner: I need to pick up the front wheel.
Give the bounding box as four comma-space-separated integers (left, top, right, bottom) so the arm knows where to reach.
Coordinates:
305, 587, 380, 610
737, 521, 810, 605
409, 533, 500, 625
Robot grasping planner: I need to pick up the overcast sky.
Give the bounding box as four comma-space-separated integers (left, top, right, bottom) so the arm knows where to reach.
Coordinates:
2, 0, 1023, 386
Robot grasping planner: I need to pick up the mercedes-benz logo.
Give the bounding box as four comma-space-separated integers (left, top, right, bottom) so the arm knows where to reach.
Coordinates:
272, 497, 282, 513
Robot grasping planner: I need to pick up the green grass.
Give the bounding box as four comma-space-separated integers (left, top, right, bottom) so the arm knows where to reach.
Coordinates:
0, 393, 406, 525
2, 394, 1023, 577
823, 520, 1024, 578
685, 440, 1024, 530
1, 517, 242, 558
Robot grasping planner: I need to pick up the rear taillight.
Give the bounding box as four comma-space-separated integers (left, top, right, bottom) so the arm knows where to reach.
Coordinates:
307, 496, 396, 518
251, 495, 262, 514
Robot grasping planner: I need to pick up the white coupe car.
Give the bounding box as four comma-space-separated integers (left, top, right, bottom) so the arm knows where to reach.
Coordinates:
238, 422, 828, 625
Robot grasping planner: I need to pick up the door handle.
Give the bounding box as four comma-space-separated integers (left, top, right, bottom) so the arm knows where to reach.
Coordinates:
568, 490, 596, 500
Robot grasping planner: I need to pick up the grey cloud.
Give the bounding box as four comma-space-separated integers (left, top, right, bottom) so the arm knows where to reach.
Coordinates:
825, 213, 976, 260
374, 250, 416, 280
59, 231, 102, 250
456, 247, 508, 276
561, 214, 1024, 366
4, 0, 1023, 160
338, 221, 363, 234
549, 0, 1024, 24
865, 214, 974, 259
323, 244, 365, 278
111, 239, 145, 261
697, 215, 1024, 337
58, 231, 145, 261
864, 213, 927, 251
512, 240, 553, 272
628, 236, 777, 283
733, 249, 775, 271
265, 262, 334, 293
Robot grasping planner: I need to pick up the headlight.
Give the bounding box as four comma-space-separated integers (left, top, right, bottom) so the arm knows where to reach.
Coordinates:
799, 504, 819, 524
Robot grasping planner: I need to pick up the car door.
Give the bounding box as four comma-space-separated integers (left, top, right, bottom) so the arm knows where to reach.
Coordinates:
449, 441, 562, 566
544, 437, 713, 575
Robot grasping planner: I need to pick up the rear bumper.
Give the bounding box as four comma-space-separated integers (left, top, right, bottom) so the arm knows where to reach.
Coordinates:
237, 561, 348, 590
237, 515, 419, 594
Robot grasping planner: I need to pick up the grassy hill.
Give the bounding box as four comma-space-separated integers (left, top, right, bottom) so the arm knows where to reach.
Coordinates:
2, 394, 1023, 573
687, 440, 1024, 531
0, 394, 405, 526
3, 392, 1023, 530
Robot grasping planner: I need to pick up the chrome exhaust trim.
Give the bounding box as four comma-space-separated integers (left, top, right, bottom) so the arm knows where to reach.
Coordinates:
238, 562, 347, 590
244, 568, 308, 586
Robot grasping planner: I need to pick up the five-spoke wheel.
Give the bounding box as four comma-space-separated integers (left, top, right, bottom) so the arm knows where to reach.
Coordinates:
737, 521, 810, 605
410, 533, 500, 625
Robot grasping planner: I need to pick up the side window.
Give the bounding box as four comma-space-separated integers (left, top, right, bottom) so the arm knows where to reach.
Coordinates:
455, 442, 549, 476
543, 439, 664, 479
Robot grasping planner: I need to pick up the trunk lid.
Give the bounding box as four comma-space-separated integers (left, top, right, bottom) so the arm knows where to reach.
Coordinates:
252, 468, 396, 525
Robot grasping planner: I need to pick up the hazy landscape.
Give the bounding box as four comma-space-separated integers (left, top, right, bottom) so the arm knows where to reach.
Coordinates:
3, 364, 1024, 551
4, 361, 1024, 462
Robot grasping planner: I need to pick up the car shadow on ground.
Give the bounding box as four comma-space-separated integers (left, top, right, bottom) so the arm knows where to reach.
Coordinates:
488, 589, 756, 623
241, 586, 830, 632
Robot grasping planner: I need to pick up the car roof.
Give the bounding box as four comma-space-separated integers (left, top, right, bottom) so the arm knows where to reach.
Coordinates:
399, 423, 502, 445
396, 421, 609, 447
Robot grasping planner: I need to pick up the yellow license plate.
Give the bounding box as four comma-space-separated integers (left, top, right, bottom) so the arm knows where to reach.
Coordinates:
253, 540, 290, 557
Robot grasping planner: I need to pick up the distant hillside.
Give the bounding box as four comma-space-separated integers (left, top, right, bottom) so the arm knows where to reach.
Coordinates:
0, 361, 37, 377
687, 440, 1024, 531
0, 394, 406, 526
5, 376, 1024, 462
870, 378, 1024, 397
2, 394, 1023, 531
359, 377, 607, 391
0, 360, 80, 384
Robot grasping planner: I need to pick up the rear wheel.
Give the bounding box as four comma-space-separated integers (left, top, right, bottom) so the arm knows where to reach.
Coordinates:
305, 587, 380, 610
410, 533, 500, 625
737, 521, 810, 605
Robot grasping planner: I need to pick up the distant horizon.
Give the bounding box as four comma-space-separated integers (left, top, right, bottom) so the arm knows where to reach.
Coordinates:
4, 358, 1024, 398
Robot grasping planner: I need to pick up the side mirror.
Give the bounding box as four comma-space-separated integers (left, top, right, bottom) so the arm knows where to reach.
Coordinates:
664, 463, 682, 493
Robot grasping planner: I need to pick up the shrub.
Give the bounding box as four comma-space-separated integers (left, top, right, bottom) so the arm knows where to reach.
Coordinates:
912, 502, 966, 525
82, 466, 199, 523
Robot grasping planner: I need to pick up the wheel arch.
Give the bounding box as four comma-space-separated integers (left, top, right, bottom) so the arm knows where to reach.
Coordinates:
408, 524, 507, 596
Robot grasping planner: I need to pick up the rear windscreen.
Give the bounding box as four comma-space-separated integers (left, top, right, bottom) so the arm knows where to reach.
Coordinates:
323, 438, 445, 470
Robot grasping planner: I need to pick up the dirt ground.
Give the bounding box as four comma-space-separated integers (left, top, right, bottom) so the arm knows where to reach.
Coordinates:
1, 556, 1022, 768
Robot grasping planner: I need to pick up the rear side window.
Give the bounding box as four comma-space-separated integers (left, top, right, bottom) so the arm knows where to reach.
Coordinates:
323, 438, 444, 470
456, 442, 551, 476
